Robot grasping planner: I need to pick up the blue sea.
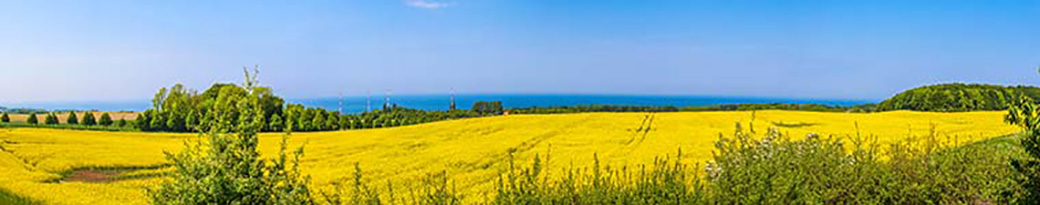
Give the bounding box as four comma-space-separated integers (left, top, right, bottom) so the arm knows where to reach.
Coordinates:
2, 94, 876, 113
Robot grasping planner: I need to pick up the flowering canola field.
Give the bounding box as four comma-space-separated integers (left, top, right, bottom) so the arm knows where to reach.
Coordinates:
0, 110, 1019, 204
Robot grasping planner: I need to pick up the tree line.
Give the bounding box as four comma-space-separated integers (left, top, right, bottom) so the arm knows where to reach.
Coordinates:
2, 111, 126, 127
878, 83, 1040, 112
134, 82, 501, 132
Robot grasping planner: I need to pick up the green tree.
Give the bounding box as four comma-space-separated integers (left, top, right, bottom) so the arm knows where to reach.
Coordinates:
116, 119, 127, 127
311, 111, 326, 131
82, 112, 97, 126
66, 112, 78, 124
45, 113, 59, 125
99, 113, 114, 126
269, 114, 284, 132
0, 112, 8, 123
136, 111, 153, 131
325, 114, 339, 130
149, 67, 312, 204
472, 101, 503, 115
26, 113, 38, 124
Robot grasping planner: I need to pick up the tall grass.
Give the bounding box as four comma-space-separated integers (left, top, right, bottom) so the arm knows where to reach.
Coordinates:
0, 188, 33, 205
493, 126, 1026, 204
321, 163, 464, 205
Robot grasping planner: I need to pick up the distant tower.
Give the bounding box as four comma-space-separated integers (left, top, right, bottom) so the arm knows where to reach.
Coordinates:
366, 89, 371, 113
383, 89, 392, 110
449, 88, 456, 110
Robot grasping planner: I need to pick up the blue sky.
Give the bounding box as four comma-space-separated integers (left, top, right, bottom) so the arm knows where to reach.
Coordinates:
1, 0, 1038, 103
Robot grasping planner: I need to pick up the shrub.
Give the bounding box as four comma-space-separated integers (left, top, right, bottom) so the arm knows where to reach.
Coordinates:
99, 113, 113, 126
115, 119, 127, 127
66, 112, 78, 124
495, 151, 707, 204
26, 113, 37, 124
492, 126, 1023, 204
0, 113, 8, 123
1006, 96, 1040, 201
149, 67, 312, 204
321, 163, 463, 204
82, 112, 96, 126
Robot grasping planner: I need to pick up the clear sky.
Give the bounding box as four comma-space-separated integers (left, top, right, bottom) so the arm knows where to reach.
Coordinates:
1, 0, 1038, 103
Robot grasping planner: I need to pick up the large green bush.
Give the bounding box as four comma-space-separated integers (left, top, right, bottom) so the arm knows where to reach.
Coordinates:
0, 113, 8, 123
149, 67, 312, 204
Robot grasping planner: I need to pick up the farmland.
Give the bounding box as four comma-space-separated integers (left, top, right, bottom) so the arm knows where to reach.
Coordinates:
0, 110, 1017, 204
4, 112, 137, 123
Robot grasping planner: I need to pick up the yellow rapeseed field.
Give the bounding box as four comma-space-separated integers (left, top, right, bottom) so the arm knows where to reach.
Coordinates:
0, 110, 1019, 204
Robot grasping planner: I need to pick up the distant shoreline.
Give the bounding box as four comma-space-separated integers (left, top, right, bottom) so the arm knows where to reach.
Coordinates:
2, 94, 875, 113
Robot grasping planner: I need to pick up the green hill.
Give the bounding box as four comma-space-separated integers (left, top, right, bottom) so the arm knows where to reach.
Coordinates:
878, 83, 1040, 112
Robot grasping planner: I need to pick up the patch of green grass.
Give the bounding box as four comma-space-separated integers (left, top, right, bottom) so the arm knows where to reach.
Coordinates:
0, 188, 34, 205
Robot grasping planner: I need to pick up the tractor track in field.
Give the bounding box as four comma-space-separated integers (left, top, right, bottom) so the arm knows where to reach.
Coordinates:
627, 113, 656, 146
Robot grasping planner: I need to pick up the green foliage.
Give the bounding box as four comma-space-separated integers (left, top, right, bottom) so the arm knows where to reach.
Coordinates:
82, 112, 96, 126
149, 67, 312, 204
472, 101, 503, 115
66, 112, 78, 124
25, 113, 37, 124
269, 114, 283, 132
494, 127, 1024, 204
879, 83, 1040, 112
137, 80, 285, 132
0, 188, 33, 205
0, 113, 8, 123
99, 113, 113, 126
115, 119, 127, 127
45, 113, 59, 125
1006, 96, 1040, 201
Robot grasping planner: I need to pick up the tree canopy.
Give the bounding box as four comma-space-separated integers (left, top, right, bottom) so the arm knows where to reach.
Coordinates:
878, 83, 1040, 112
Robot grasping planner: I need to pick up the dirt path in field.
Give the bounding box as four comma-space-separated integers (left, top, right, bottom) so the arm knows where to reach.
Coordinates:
64, 170, 124, 183
58, 166, 166, 183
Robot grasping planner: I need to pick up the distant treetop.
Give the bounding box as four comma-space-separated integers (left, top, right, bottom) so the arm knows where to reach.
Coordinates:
877, 83, 1040, 112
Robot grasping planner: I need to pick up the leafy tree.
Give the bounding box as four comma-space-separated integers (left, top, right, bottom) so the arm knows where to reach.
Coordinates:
0, 112, 8, 123
472, 101, 503, 115
149, 67, 312, 204
99, 113, 113, 126
136, 111, 153, 131
66, 112, 78, 124
311, 111, 326, 131
45, 113, 59, 125
26, 113, 37, 124
325, 114, 339, 130
116, 119, 127, 127
82, 112, 96, 126
269, 114, 284, 132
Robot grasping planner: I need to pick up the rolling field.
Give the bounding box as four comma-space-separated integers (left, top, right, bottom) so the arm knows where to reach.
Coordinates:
5, 112, 138, 123
0, 110, 1019, 204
